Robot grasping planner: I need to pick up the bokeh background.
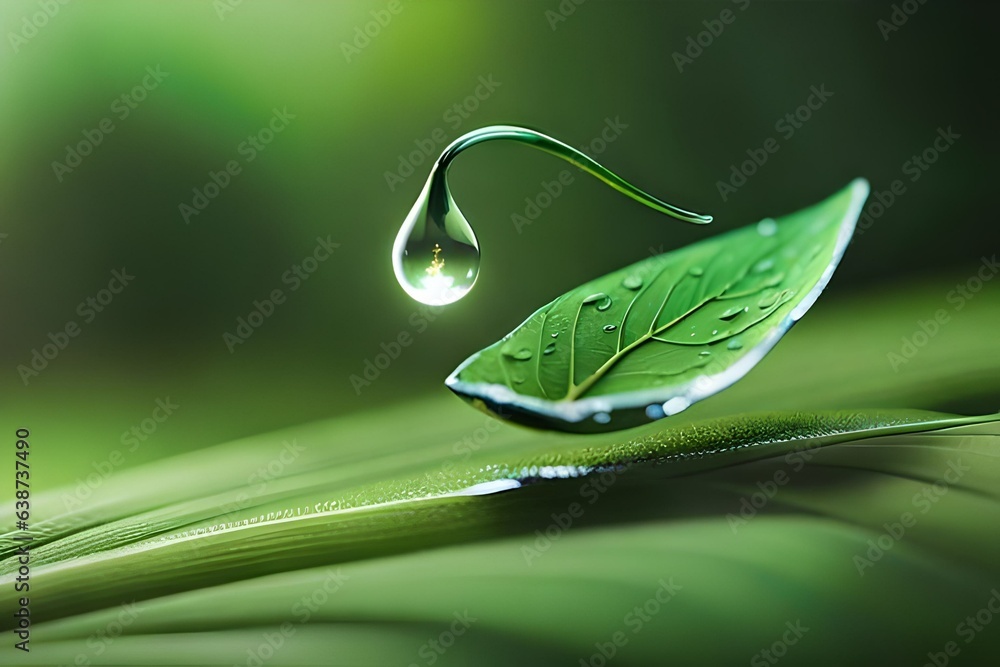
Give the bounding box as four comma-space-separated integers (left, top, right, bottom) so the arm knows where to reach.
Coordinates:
2, 0, 997, 489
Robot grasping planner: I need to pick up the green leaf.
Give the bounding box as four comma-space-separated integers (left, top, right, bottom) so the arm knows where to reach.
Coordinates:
0, 409, 988, 623
446, 179, 870, 432
2, 409, 999, 665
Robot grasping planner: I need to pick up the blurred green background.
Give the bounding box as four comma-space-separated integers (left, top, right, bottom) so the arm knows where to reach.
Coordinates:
1, 0, 997, 487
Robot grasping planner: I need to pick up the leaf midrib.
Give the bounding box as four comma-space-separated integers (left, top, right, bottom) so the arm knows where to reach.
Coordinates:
564, 289, 718, 401
562, 243, 782, 402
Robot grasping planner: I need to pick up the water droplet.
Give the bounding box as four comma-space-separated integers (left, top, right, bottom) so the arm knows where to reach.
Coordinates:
583, 292, 613, 311
543, 342, 557, 355
690, 332, 696, 337
503, 347, 533, 361
456, 479, 522, 496
512, 375, 525, 385
711, 329, 718, 335
622, 275, 643, 290
719, 306, 748, 321
393, 177, 479, 306
757, 218, 777, 237
757, 290, 781, 308
753, 258, 774, 273
699, 350, 711, 357
645, 404, 665, 420
688, 266, 704, 277
551, 332, 559, 338
764, 272, 785, 287
594, 412, 611, 424
727, 339, 743, 351
603, 324, 618, 333
663, 397, 691, 416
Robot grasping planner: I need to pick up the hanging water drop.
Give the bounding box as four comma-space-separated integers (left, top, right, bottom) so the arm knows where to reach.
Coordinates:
392, 125, 712, 306
393, 174, 480, 306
